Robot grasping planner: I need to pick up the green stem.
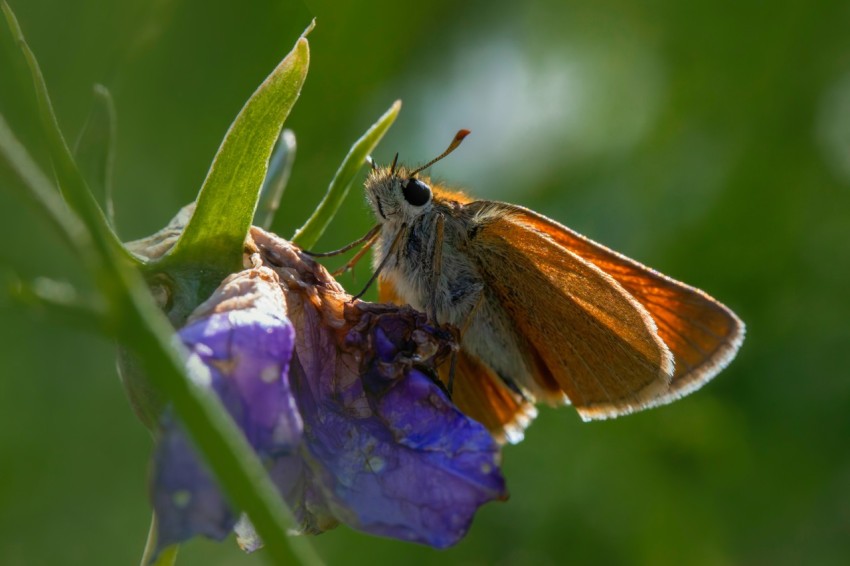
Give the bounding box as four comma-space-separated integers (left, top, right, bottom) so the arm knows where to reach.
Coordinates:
2, 5, 322, 563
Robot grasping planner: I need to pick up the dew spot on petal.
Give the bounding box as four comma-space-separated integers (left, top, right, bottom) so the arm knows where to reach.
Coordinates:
260, 363, 280, 383
366, 456, 386, 473
173, 490, 191, 509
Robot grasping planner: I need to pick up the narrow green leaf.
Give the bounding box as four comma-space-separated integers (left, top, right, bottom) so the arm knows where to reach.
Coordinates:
165, 38, 310, 276
256, 129, 297, 230
292, 100, 401, 249
74, 84, 117, 228
1, 1, 130, 265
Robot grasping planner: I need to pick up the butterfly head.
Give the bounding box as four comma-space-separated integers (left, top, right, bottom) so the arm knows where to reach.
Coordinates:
364, 130, 470, 224
364, 164, 434, 223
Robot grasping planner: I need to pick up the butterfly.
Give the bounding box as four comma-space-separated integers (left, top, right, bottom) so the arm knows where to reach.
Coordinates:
318, 130, 745, 443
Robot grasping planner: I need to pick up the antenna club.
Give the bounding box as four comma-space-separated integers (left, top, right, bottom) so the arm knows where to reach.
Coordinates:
410, 129, 472, 176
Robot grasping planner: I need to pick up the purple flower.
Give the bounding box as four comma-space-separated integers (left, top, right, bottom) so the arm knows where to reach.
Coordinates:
151, 228, 506, 554
152, 268, 300, 551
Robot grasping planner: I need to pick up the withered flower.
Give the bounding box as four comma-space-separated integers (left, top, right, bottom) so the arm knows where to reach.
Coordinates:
152, 226, 506, 553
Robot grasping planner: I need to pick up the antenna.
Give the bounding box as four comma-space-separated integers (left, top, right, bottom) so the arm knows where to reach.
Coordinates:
410, 129, 470, 176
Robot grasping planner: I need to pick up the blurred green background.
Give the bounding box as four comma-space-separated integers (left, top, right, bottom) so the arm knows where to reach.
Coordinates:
2, 0, 849, 564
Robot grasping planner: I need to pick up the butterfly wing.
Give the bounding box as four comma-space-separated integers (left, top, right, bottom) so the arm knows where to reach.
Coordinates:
442, 350, 538, 444
488, 202, 745, 406
467, 203, 676, 421
379, 275, 536, 443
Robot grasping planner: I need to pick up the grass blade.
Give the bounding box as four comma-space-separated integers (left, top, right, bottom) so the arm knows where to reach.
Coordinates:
74, 84, 117, 228
256, 129, 297, 230
292, 100, 401, 249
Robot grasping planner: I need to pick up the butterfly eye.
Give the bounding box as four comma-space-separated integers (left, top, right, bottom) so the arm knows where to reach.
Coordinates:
402, 178, 432, 207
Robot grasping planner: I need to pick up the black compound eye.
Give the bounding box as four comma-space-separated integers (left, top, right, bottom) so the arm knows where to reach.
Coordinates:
402, 178, 432, 206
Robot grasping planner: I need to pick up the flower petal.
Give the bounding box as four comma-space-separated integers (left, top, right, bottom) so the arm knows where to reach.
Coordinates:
152, 409, 236, 549
152, 268, 299, 551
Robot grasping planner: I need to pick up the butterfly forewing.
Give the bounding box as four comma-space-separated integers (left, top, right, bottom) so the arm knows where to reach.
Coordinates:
501, 204, 745, 405
469, 203, 675, 421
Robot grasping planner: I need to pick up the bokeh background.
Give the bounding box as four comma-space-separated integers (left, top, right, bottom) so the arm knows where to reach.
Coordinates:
2, 0, 850, 564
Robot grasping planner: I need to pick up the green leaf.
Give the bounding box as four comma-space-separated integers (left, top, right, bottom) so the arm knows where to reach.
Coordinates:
292, 100, 401, 249
256, 129, 297, 230
1, 1, 129, 265
165, 37, 310, 277
74, 84, 117, 228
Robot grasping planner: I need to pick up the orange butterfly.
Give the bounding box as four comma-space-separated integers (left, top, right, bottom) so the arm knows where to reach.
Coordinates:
327, 131, 744, 443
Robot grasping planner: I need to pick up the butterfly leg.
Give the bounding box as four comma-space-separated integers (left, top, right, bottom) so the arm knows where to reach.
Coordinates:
351, 224, 406, 300
447, 347, 458, 396
460, 290, 485, 339
426, 214, 445, 323
445, 289, 485, 396
332, 229, 380, 277
300, 223, 381, 257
